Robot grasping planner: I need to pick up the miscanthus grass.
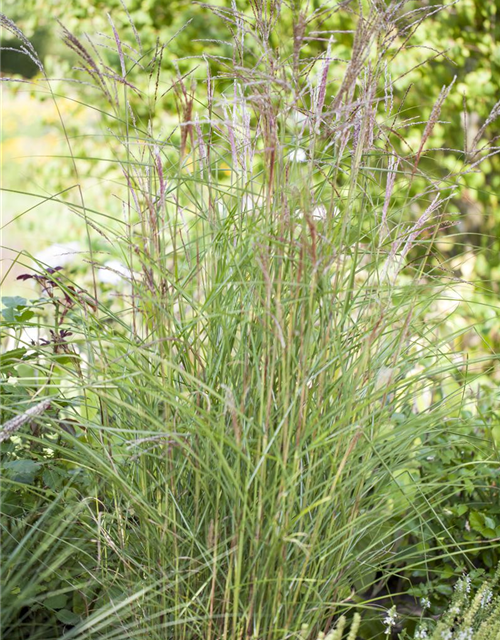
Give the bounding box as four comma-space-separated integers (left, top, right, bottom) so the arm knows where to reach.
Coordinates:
1, 1, 499, 638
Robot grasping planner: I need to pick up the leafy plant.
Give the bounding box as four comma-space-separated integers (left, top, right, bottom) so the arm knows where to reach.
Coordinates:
409, 565, 500, 640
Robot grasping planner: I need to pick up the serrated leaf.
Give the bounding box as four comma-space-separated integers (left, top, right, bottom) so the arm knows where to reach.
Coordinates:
3, 459, 42, 484
43, 468, 66, 491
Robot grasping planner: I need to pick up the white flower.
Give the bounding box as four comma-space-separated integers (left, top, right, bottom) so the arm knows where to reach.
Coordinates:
383, 606, 397, 634
420, 596, 431, 609
290, 109, 308, 127
457, 628, 473, 640
34, 241, 81, 269
312, 205, 327, 220
415, 626, 428, 639
289, 148, 307, 162
434, 290, 460, 317
481, 588, 493, 608
7, 376, 18, 386
440, 631, 452, 640
455, 575, 471, 594
98, 260, 132, 285
429, 283, 473, 320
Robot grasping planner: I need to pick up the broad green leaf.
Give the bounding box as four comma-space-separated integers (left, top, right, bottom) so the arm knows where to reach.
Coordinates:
2, 296, 27, 308
55, 609, 80, 625
3, 459, 42, 484
44, 593, 68, 610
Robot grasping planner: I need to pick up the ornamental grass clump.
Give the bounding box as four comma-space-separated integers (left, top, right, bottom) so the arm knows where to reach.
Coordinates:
1, 1, 500, 639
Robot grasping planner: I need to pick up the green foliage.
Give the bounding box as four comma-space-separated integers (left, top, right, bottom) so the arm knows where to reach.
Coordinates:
0, 467, 97, 639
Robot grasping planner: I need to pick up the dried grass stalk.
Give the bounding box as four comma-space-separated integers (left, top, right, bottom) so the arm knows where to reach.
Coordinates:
0, 399, 52, 443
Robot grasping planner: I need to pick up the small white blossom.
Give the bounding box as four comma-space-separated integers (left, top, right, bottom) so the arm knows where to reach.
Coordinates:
440, 631, 452, 640
457, 628, 473, 640
415, 626, 428, 639
463, 575, 472, 593
481, 588, 493, 608
420, 596, 431, 609
290, 148, 307, 163
34, 241, 81, 269
6, 376, 19, 386
312, 205, 327, 220
309, 204, 340, 221
434, 289, 460, 317
98, 260, 132, 286
383, 605, 397, 635
455, 575, 471, 594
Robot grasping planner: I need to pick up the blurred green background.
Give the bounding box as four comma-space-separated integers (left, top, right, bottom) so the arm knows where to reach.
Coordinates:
3, 0, 500, 289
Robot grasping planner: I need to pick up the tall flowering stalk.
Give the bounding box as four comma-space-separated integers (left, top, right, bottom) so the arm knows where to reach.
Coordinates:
380, 193, 441, 284
314, 36, 333, 134
411, 77, 456, 181
380, 155, 400, 240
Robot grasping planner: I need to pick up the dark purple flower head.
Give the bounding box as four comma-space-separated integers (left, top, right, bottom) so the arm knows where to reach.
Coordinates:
40, 329, 73, 347
17, 266, 63, 282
